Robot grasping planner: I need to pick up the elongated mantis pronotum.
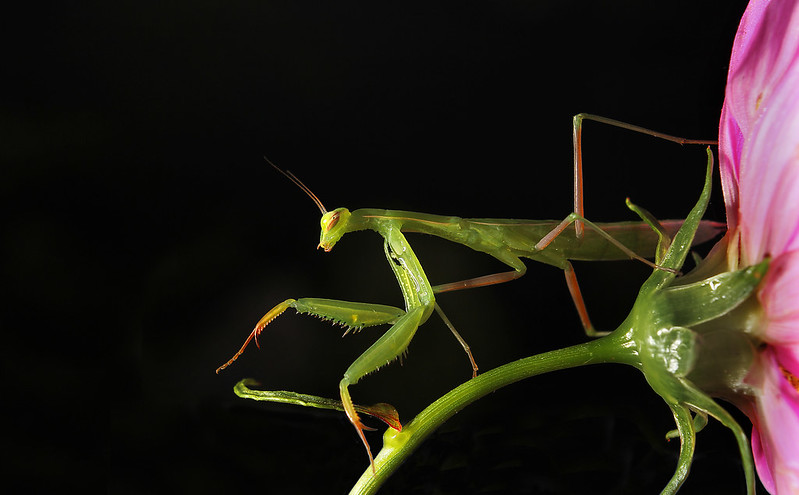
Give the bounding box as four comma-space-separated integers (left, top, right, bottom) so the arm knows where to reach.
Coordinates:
216, 114, 722, 472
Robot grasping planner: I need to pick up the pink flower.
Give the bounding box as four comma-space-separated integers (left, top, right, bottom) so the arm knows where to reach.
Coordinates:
718, 0, 799, 492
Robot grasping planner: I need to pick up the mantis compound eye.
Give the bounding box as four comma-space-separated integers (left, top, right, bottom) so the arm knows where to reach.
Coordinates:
324, 211, 340, 231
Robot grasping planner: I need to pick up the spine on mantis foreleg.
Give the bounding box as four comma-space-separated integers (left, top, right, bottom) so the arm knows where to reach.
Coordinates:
342, 307, 428, 386
291, 298, 405, 335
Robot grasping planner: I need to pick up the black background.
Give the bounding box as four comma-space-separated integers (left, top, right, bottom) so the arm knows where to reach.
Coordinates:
3, 1, 768, 493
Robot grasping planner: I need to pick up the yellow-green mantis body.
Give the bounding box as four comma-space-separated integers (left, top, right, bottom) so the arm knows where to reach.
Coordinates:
216, 114, 722, 472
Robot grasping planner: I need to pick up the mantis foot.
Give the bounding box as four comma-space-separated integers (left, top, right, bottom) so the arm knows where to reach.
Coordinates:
216, 299, 296, 374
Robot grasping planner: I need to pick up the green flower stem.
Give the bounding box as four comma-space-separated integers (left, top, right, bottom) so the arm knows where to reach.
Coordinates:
349, 329, 640, 494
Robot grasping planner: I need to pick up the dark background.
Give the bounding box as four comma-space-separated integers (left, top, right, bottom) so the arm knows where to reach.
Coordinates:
3, 1, 767, 493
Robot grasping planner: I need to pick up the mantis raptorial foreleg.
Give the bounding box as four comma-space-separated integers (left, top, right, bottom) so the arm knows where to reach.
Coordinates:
339, 304, 428, 471
218, 228, 435, 473
215, 298, 407, 374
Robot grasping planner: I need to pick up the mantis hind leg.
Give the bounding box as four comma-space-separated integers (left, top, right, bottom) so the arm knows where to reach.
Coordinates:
563, 262, 608, 337
572, 113, 717, 238
535, 213, 675, 337
535, 212, 674, 273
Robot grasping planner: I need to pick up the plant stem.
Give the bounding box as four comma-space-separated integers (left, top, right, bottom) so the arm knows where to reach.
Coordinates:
349, 330, 639, 494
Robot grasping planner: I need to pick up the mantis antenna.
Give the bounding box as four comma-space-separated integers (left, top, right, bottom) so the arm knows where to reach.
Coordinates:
264, 156, 328, 214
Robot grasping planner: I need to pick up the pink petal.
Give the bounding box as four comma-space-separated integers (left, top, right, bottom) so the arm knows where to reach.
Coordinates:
738, 60, 799, 264
751, 420, 776, 494
718, 3, 799, 493
718, 0, 799, 241
718, 0, 770, 226
724, 0, 799, 143
759, 250, 799, 345
748, 348, 799, 494
719, 102, 743, 230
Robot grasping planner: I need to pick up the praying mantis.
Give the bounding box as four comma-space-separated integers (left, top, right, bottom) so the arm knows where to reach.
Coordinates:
216, 114, 723, 472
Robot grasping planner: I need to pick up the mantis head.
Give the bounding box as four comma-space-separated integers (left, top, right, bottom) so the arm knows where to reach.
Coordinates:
266, 158, 353, 252
318, 207, 351, 252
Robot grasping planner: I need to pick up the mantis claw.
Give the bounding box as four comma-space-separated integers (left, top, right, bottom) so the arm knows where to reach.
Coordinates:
339, 378, 377, 472
215, 299, 296, 374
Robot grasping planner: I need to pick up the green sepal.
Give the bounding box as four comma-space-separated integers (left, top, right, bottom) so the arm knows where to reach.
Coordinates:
690, 251, 703, 268
626, 197, 671, 264
624, 148, 757, 495
665, 410, 707, 440
648, 148, 714, 287
661, 259, 770, 327
661, 403, 696, 495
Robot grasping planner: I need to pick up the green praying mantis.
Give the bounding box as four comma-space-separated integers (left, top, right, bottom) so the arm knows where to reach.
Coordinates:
216, 114, 723, 472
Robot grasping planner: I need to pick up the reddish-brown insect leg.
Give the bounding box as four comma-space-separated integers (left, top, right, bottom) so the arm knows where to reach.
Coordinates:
215, 298, 296, 374
563, 262, 609, 337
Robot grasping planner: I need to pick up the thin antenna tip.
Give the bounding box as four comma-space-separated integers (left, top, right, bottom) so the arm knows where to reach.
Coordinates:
265, 157, 328, 214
